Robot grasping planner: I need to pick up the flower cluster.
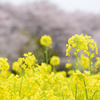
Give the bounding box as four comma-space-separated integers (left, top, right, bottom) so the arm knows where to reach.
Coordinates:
79, 54, 90, 69
50, 56, 60, 66
0, 57, 10, 76
1, 56, 100, 99
66, 34, 98, 56
65, 63, 72, 68
66, 34, 98, 73
0, 34, 100, 100
40, 35, 52, 47
12, 52, 37, 75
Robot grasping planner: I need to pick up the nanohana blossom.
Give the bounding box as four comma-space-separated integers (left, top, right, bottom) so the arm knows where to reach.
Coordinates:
40, 35, 52, 47
50, 56, 60, 66
66, 34, 98, 56
0, 34, 100, 100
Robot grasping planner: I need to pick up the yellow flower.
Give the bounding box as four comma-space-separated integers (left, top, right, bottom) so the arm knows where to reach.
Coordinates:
74, 52, 77, 55
50, 56, 60, 66
77, 49, 80, 52
95, 57, 100, 68
68, 70, 75, 75
80, 54, 89, 69
0, 57, 10, 71
84, 71, 90, 75
65, 63, 72, 68
40, 35, 52, 47
90, 53, 95, 59
66, 34, 98, 57
66, 34, 88, 56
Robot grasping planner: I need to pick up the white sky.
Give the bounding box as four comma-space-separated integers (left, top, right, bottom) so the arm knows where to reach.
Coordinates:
1, 0, 100, 14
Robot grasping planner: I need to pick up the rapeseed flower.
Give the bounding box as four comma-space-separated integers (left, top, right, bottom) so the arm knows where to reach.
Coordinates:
0, 34, 100, 100
79, 54, 89, 69
40, 35, 52, 47
50, 56, 60, 66
65, 63, 72, 68
66, 34, 88, 55
66, 34, 98, 56
94, 57, 100, 72
0, 57, 10, 76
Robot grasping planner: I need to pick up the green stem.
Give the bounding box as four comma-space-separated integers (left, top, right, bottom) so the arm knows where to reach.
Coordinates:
59, 82, 64, 100
88, 44, 92, 75
83, 78, 88, 100
91, 90, 98, 100
75, 43, 78, 72
75, 44, 78, 100
45, 46, 48, 64
75, 52, 78, 72
53, 66, 55, 72
75, 84, 77, 100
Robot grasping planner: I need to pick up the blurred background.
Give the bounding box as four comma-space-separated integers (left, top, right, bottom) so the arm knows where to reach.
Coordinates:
0, 0, 100, 71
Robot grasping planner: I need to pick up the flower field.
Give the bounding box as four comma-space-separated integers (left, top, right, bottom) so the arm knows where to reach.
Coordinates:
0, 34, 100, 100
